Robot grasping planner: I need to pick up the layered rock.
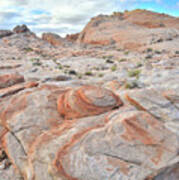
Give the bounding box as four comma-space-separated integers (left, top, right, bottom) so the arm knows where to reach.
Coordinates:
42, 33, 65, 46
57, 85, 123, 119
66, 33, 79, 42
0, 9, 178, 180
24, 109, 179, 180
0, 74, 24, 89
77, 9, 179, 49
0, 80, 178, 180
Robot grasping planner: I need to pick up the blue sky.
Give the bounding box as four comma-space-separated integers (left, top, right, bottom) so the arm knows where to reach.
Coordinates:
0, 0, 178, 36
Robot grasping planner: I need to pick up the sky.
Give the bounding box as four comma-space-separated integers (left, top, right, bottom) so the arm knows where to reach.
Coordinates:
0, 0, 178, 37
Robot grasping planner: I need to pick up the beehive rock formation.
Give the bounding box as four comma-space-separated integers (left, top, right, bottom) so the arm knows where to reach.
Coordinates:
0, 73, 178, 180
0, 9, 178, 180
57, 85, 123, 119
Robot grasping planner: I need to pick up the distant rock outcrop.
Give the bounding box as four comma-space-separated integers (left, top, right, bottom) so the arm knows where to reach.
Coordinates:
77, 9, 179, 49
13, 24, 31, 34
42, 32, 66, 46
66, 33, 79, 42
0, 9, 178, 180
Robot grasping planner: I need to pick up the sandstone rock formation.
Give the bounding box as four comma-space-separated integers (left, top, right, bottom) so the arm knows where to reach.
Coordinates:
0, 9, 178, 180
0, 72, 178, 180
13, 24, 31, 34
0, 74, 24, 89
57, 85, 123, 119
66, 33, 79, 42
42, 33, 66, 46
77, 9, 179, 50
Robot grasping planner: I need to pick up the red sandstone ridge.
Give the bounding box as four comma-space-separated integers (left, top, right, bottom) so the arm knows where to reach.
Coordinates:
76, 9, 179, 49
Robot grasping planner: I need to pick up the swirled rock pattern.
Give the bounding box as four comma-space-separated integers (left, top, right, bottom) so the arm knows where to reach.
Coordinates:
57, 85, 123, 119
0, 10, 178, 180
0, 78, 178, 180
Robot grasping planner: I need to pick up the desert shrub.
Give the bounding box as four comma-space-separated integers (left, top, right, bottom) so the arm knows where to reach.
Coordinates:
125, 81, 139, 89
98, 73, 104, 77
118, 58, 127, 62
146, 48, 153, 52
124, 51, 130, 55
85, 71, 93, 76
145, 55, 153, 59
111, 65, 117, 71
128, 69, 141, 78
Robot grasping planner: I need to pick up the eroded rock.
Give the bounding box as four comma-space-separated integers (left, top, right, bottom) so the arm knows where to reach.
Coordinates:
13, 25, 30, 34
0, 74, 25, 89
57, 85, 123, 119
42, 33, 65, 46
26, 109, 178, 180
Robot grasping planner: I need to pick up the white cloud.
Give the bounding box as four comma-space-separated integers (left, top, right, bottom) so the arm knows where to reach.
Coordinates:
0, 0, 176, 36
0, 0, 119, 36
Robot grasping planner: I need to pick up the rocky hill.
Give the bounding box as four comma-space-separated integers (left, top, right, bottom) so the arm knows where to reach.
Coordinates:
0, 10, 178, 180
77, 9, 179, 50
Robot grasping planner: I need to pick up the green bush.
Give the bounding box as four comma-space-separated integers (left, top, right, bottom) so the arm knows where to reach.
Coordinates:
125, 81, 139, 89
146, 48, 153, 52
111, 65, 117, 71
128, 69, 141, 78
98, 73, 104, 77
118, 58, 127, 62
85, 71, 93, 76
124, 51, 130, 55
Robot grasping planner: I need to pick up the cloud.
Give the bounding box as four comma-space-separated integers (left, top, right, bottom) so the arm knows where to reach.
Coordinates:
0, 0, 119, 36
0, 11, 21, 20
0, 0, 178, 36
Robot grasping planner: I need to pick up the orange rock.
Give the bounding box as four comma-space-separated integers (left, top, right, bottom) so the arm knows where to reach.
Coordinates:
77, 9, 179, 49
0, 81, 38, 98
42, 33, 65, 46
0, 74, 24, 89
57, 85, 123, 119
66, 33, 79, 42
